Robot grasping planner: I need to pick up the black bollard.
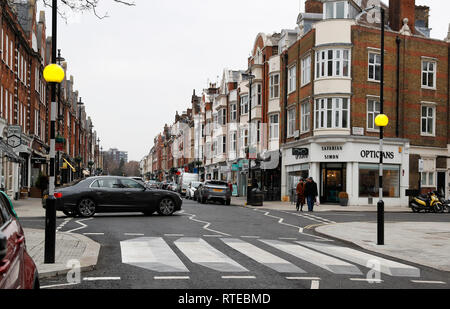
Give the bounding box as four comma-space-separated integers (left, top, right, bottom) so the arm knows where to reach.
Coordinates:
377, 200, 384, 245
44, 196, 57, 264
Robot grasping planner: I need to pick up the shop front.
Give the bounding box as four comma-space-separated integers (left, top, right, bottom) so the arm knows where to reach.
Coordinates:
282, 136, 410, 207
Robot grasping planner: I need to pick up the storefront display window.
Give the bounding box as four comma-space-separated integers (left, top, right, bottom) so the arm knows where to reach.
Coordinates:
359, 163, 400, 198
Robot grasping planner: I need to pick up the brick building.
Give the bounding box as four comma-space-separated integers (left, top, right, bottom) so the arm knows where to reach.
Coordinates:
144, 0, 450, 207
0, 0, 101, 198
280, 0, 449, 206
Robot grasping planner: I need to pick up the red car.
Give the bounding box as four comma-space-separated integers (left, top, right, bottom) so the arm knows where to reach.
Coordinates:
0, 192, 39, 289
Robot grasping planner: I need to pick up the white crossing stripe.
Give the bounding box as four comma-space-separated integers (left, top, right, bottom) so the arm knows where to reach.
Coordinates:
154, 276, 190, 280
260, 239, 362, 275
83, 277, 121, 281
120, 237, 189, 273
411, 280, 446, 285
174, 238, 248, 273
221, 238, 305, 273
311, 280, 320, 289
298, 241, 421, 278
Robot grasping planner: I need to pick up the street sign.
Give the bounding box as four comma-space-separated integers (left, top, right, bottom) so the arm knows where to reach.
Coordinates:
7, 125, 21, 137
418, 159, 424, 173
7, 135, 21, 148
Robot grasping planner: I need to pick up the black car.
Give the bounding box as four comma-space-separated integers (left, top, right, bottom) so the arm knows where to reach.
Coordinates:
43, 176, 182, 218
197, 180, 231, 205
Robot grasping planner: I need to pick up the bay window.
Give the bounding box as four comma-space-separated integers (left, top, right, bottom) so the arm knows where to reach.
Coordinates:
314, 97, 349, 129
269, 74, 280, 99
240, 95, 248, 115
316, 48, 350, 78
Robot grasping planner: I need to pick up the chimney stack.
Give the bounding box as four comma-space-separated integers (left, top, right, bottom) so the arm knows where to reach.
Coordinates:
305, 0, 323, 14
389, 0, 416, 34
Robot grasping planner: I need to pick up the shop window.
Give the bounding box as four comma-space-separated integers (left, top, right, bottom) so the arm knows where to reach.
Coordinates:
359, 163, 400, 198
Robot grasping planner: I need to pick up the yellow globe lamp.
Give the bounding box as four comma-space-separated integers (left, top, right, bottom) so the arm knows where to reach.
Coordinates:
43, 64, 65, 83
375, 114, 389, 127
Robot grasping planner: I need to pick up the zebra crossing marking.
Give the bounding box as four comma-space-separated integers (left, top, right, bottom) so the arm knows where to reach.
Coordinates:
222, 238, 306, 274
120, 237, 189, 273
174, 237, 248, 273
298, 241, 421, 278
260, 239, 362, 275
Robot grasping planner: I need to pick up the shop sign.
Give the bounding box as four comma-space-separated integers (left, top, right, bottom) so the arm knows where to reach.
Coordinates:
418, 159, 424, 172
7, 126, 21, 137
322, 145, 344, 160
352, 127, 364, 136
31, 157, 47, 164
232, 164, 240, 171
360, 150, 395, 160
292, 148, 309, 160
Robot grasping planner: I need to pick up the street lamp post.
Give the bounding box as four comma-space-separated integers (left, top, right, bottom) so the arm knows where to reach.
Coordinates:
56, 49, 65, 186
242, 70, 255, 205
374, 7, 388, 246
77, 97, 84, 179
42, 0, 65, 264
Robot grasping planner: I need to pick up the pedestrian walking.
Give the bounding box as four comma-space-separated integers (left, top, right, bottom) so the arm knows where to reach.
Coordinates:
295, 178, 306, 212
304, 177, 318, 212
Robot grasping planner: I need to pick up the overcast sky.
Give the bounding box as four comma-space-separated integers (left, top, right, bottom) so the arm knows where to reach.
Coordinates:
37, 0, 449, 162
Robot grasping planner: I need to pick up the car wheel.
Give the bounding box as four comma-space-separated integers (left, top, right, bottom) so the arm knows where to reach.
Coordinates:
77, 198, 96, 218
157, 198, 176, 216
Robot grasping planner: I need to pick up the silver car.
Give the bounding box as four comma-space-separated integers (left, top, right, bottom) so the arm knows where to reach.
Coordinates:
197, 181, 231, 205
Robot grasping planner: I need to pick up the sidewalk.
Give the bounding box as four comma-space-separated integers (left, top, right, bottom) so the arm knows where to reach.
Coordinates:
315, 222, 450, 272
231, 196, 410, 212
12, 198, 101, 279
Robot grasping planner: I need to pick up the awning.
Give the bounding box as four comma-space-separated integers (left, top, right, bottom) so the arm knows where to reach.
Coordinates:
0, 140, 24, 163
260, 150, 281, 170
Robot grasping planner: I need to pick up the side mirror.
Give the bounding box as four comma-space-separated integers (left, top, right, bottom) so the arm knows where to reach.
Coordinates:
0, 232, 7, 261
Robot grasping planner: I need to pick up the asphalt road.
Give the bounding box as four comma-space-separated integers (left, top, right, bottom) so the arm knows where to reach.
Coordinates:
25, 198, 450, 290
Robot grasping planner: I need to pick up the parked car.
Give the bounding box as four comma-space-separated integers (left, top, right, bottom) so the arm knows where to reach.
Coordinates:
197, 180, 231, 205
0, 191, 39, 289
43, 176, 183, 218
178, 173, 200, 196
146, 180, 160, 189
186, 181, 202, 199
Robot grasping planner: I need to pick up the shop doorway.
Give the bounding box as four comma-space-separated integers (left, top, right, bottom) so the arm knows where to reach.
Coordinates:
321, 163, 346, 203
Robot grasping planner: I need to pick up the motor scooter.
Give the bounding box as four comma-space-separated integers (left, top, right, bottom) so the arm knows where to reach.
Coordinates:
409, 191, 444, 213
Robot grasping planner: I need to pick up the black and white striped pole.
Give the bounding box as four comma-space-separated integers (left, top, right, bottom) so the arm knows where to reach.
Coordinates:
43, 0, 65, 264
375, 7, 388, 246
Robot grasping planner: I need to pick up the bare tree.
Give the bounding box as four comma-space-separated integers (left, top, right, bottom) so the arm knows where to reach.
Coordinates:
39, 0, 136, 19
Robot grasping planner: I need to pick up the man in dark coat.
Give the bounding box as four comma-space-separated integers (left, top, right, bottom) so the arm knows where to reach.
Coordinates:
304, 177, 318, 212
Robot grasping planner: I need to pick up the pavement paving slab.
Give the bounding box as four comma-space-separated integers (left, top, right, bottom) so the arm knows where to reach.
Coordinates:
24, 228, 101, 279
315, 221, 450, 272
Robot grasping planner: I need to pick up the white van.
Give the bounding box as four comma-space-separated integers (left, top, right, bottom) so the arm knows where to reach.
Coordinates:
178, 173, 200, 196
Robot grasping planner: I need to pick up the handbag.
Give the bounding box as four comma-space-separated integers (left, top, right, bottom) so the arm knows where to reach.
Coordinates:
315, 196, 320, 206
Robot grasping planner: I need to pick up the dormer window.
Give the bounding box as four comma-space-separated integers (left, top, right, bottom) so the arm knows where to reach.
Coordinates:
324, 1, 348, 19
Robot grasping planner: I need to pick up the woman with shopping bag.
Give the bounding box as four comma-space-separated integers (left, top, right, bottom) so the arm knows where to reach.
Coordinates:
304, 177, 318, 212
